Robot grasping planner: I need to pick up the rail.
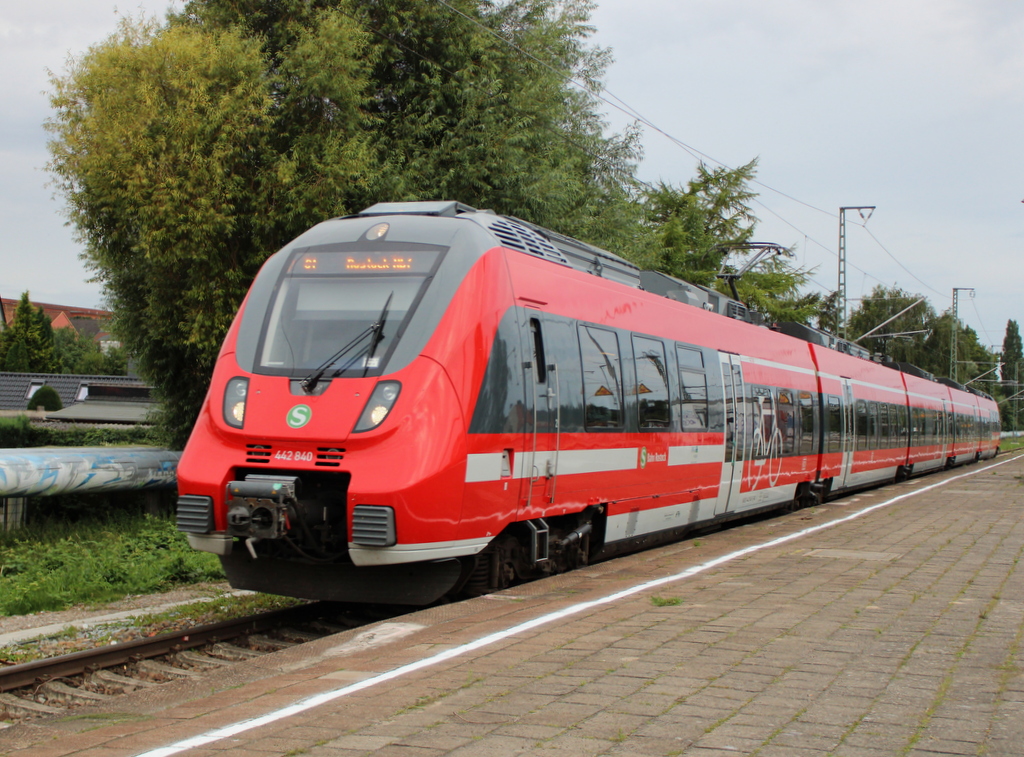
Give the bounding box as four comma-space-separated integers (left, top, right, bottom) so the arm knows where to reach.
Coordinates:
0, 602, 331, 693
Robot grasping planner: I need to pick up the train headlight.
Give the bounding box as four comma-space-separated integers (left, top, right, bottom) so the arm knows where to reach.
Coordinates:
353, 381, 401, 433
223, 377, 249, 429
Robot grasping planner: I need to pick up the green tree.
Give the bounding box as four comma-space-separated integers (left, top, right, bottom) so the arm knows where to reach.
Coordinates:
4, 340, 30, 373
47, 1, 641, 446
48, 15, 371, 446
0, 292, 57, 373
847, 285, 936, 366
638, 160, 821, 324
1001, 320, 1022, 430
53, 327, 94, 374
52, 327, 127, 376
32, 306, 57, 373
920, 311, 993, 384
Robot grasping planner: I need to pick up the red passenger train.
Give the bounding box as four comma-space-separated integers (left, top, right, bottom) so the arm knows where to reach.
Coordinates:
176, 202, 1000, 604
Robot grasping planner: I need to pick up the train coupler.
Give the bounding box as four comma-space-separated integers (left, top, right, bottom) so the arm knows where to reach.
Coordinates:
225, 474, 300, 544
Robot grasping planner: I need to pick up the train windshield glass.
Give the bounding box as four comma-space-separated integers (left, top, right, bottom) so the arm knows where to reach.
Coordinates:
256, 247, 442, 376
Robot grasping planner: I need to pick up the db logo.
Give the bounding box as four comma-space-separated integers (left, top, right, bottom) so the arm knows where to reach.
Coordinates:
287, 405, 312, 429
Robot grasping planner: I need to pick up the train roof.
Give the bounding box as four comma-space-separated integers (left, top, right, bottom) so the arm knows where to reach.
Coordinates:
353, 202, 994, 404
356, 201, 759, 324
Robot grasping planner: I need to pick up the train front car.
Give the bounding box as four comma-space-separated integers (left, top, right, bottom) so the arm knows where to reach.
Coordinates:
176, 202, 514, 605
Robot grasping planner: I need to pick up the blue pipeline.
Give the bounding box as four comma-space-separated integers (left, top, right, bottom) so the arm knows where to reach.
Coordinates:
0, 448, 181, 497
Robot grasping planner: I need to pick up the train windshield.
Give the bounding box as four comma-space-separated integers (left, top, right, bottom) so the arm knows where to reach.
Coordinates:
256, 246, 443, 376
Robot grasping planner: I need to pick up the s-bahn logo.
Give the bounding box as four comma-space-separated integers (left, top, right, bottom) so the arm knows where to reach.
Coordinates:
639, 446, 648, 469
287, 404, 312, 429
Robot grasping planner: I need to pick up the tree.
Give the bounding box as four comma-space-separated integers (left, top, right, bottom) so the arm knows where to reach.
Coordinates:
47, 1, 641, 446
846, 285, 936, 366
48, 15, 372, 446
0, 292, 57, 373
52, 327, 127, 376
1001, 320, 1022, 430
4, 340, 30, 372
638, 160, 823, 324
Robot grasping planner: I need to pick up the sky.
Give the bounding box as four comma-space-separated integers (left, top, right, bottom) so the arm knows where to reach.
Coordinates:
1, 0, 1022, 358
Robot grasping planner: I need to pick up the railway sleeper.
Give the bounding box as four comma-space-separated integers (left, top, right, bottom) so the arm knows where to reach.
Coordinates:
247, 633, 297, 652
0, 692, 62, 719
308, 619, 355, 635
136, 659, 205, 682
39, 680, 111, 707
276, 626, 325, 643
207, 642, 264, 661
86, 669, 159, 695
170, 649, 234, 671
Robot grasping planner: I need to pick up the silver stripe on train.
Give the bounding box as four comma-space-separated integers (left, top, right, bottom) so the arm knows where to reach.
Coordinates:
465, 444, 726, 484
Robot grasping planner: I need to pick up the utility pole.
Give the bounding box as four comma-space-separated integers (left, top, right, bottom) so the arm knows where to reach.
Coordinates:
838, 206, 875, 339
950, 287, 974, 382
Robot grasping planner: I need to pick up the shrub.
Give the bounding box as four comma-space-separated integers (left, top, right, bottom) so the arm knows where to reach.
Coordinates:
0, 418, 160, 449
0, 416, 36, 448
0, 514, 224, 614
27, 385, 62, 412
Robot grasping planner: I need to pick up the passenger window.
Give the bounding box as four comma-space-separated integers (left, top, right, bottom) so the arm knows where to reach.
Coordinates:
677, 345, 708, 431
580, 325, 623, 428
633, 336, 670, 429
778, 389, 796, 455
856, 400, 868, 451
827, 396, 842, 453
799, 391, 815, 455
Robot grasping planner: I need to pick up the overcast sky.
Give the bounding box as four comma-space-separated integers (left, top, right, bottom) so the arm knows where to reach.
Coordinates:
2, 1, 1021, 355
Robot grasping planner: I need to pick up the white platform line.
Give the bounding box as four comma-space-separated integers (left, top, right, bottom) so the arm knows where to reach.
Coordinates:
134, 454, 1022, 757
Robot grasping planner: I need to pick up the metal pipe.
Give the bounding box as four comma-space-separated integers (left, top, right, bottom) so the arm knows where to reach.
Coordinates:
0, 447, 180, 497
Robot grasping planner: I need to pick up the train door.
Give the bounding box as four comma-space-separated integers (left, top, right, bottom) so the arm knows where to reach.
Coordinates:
838, 379, 855, 489
522, 314, 560, 516
716, 355, 746, 515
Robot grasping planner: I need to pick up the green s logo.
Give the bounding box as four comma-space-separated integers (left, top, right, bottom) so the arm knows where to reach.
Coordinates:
287, 405, 312, 429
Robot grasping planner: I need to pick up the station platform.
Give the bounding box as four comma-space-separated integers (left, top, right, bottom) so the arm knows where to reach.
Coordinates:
2, 453, 1023, 757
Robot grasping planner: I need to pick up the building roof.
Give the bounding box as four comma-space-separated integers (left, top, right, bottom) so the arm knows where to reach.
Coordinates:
0, 372, 148, 413
1, 297, 111, 326
45, 400, 156, 424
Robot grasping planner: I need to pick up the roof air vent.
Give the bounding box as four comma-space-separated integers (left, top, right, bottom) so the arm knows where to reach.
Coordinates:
487, 219, 570, 266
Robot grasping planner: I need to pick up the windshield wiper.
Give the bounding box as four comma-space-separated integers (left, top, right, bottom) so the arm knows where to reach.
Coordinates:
363, 292, 393, 378
299, 292, 396, 394
300, 327, 374, 394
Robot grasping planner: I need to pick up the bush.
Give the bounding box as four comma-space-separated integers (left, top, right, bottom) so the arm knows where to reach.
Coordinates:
0, 514, 224, 615
0, 418, 160, 448
0, 416, 35, 448
27, 385, 62, 412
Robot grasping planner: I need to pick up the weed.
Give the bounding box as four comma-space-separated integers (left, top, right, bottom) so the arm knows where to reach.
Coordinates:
651, 596, 683, 607
0, 514, 223, 615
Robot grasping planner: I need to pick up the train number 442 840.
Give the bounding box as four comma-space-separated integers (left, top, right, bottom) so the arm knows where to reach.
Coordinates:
274, 450, 313, 462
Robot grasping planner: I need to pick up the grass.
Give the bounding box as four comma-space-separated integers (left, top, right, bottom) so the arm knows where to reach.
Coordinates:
0, 592, 301, 665
651, 595, 683, 607
1000, 435, 1024, 453
0, 513, 224, 616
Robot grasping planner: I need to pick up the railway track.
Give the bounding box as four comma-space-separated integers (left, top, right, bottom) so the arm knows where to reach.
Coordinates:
0, 601, 403, 722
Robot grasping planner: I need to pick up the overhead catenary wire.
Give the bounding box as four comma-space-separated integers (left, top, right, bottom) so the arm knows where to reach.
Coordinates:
429, 1, 950, 293
423, 1, 994, 344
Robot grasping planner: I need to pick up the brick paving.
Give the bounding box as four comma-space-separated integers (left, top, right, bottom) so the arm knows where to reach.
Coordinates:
1, 454, 1023, 757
